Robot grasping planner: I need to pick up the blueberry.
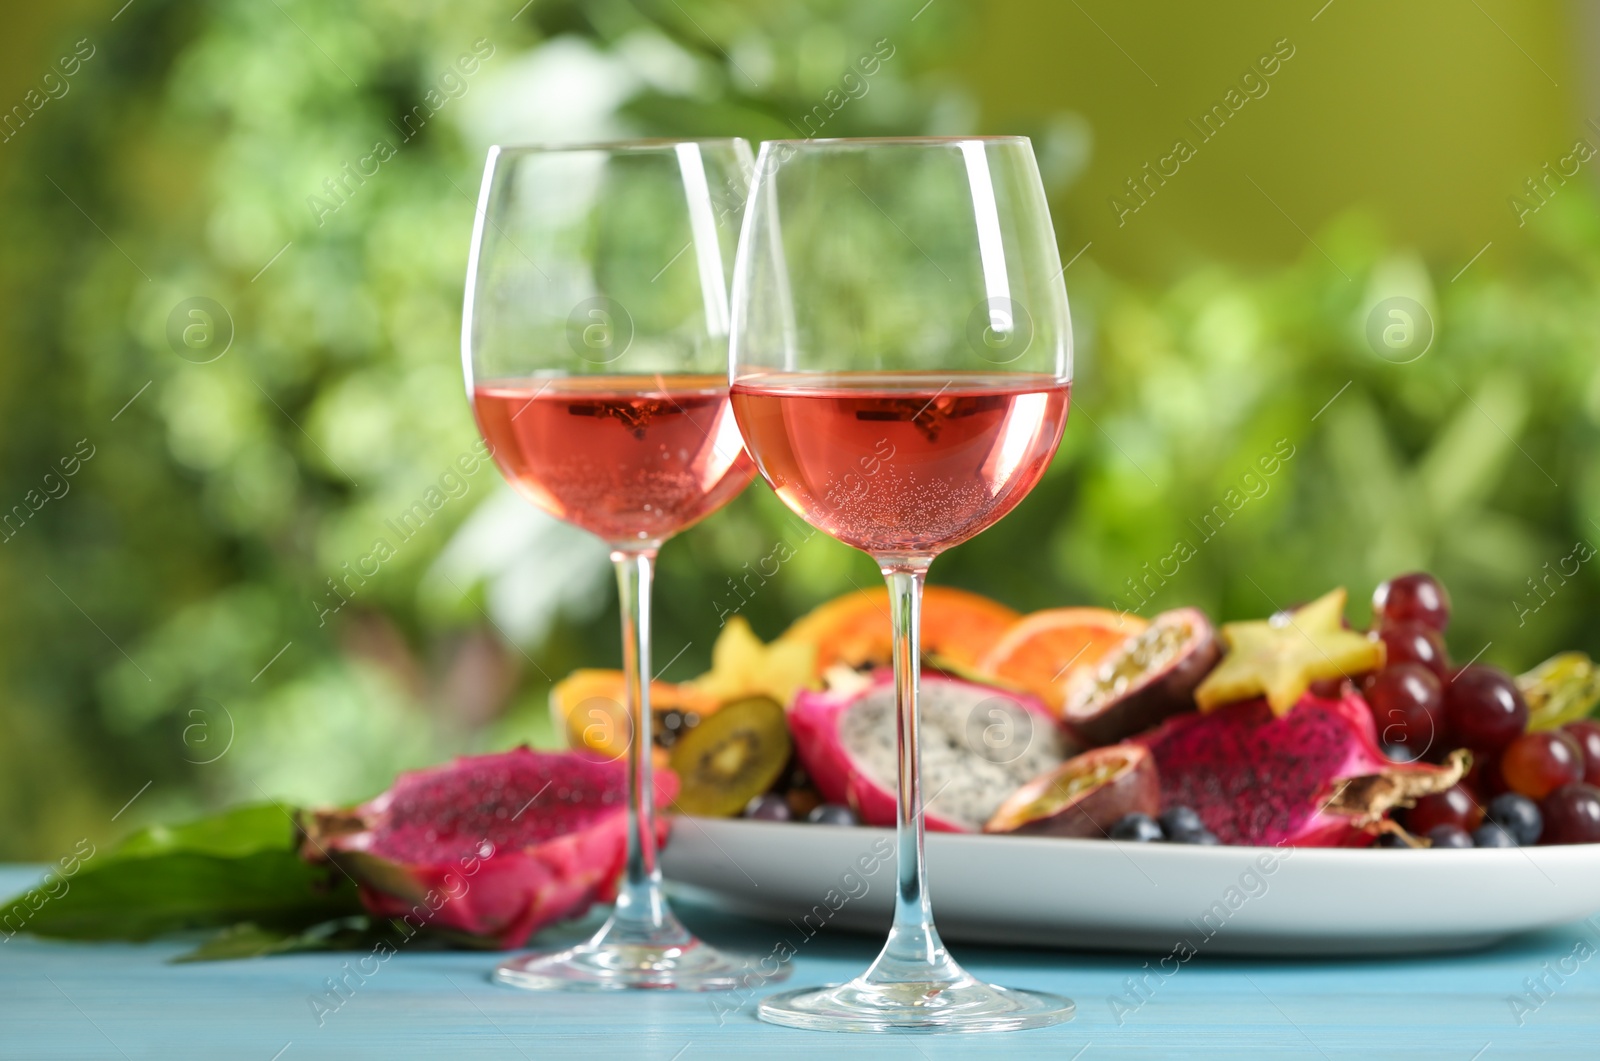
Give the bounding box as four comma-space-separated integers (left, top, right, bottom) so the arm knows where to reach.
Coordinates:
1486, 793, 1543, 846
1375, 833, 1409, 848
1426, 824, 1473, 849
746, 794, 791, 822
1158, 806, 1205, 839
1189, 830, 1221, 846
1472, 822, 1518, 848
1109, 812, 1164, 842
806, 803, 858, 827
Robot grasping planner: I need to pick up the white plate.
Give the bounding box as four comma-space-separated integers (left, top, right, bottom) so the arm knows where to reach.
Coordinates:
661, 817, 1600, 956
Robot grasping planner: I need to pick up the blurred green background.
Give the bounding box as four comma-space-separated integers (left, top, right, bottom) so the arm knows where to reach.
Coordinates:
3, 0, 1597, 857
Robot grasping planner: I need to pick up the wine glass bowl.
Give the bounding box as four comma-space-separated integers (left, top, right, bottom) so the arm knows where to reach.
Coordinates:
462, 139, 769, 991
730, 137, 1076, 1031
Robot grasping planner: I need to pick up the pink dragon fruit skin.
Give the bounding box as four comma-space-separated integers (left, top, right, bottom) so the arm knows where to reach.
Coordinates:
789, 670, 1068, 833
1134, 689, 1462, 847
301, 747, 676, 949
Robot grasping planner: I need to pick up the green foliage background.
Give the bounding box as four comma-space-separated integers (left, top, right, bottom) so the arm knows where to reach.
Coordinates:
1, 0, 1597, 857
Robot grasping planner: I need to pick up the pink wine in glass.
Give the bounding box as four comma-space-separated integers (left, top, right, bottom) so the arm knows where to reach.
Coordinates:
730, 372, 1070, 558
474, 374, 753, 544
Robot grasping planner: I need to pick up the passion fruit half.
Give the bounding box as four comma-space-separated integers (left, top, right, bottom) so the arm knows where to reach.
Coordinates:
1061, 607, 1221, 745
984, 744, 1160, 838
668, 696, 792, 817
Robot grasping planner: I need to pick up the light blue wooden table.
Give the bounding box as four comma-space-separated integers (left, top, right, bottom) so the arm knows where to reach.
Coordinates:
3, 865, 1596, 1059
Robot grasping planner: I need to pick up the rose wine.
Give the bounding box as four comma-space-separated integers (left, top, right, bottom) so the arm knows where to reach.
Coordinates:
730, 372, 1070, 558
474, 374, 753, 544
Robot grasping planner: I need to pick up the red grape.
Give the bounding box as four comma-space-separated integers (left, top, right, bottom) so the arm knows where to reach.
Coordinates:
1500, 731, 1585, 800
1373, 623, 1450, 677
1563, 720, 1600, 786
1403, 783, 1482, 835
1372, 572, 1451, 631
1365, 663, 1443, 758
1464, 755, 1509, 800
1540, 783, 1600, 844
1444, 665, 1529, 754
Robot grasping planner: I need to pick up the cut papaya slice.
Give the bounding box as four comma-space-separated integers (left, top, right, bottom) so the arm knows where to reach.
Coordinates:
550, 669, 718, 761
779, 586, 1019, 675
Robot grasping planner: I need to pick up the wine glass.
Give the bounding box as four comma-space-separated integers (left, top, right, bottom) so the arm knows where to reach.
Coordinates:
728, 137, 1075, 1031
463, 139, 777, 991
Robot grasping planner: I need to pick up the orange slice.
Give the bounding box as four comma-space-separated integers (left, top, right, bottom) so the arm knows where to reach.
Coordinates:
977, 607, 1148, 712
550, 669, 719, 760
779, 586, 1021, 674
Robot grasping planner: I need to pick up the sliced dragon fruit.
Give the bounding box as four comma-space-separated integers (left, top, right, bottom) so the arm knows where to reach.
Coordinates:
1133, 689, 1466, 846
300, 747, 675, 948
789, 671, 1069, 832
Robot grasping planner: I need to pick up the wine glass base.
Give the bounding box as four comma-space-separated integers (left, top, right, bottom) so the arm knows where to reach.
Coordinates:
495, 935, 776, 992
757, 977, 1075, 1033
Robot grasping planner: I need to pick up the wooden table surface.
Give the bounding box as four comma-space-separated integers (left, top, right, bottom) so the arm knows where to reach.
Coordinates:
3, 865, 1597, 1059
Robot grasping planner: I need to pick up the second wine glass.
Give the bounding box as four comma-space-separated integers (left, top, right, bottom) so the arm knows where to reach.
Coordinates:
463, 139, 775, 991
729, 136, 1077, 1031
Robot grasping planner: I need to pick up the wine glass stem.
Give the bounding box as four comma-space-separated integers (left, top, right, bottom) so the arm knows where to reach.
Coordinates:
608, 546, 671, 939
871, 559, 954, 978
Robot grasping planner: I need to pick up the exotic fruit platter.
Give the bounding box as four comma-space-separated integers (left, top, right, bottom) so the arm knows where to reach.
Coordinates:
554, 573, 1600, 955
11, 573, 1600, 960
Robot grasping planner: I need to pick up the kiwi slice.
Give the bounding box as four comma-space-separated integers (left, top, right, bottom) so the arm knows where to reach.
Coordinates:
668, 696, 791, 817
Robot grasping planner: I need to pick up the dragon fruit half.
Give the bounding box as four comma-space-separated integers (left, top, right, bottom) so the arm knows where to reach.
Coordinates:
789, 671, 1069, 832
300, 747, 675, 948
1134, 689, 1466, 846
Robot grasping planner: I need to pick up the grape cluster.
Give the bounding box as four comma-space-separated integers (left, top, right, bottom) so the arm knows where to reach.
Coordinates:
1366, 573, 1600, 847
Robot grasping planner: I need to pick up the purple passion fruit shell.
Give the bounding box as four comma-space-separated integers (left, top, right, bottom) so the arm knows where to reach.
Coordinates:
984, 744, 1160, 838
1061, 607, 1221, 745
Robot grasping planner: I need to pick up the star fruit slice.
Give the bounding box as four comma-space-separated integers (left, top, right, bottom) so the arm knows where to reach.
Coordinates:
1194, 588, 1384, 716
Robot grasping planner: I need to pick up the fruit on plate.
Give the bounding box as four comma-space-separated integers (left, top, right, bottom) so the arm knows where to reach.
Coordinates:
1373, 622, 1450, 678
1426, 824, 1473, 849
983, 744, 1160, 838
300, 748, 673, 948
806, 803, 859, 826
1363, 662, 1444, 760
780, 586, 1020, 675
1060, 608, 1221, 744
1158, 806, 1219, 844
1134, 688, 1467, 846
745, 793, 791, 821
1484, 792, 1543, 846
688, 617, 816, 709
1564, 720, 1600, 786
1518, 652, 1600, 732
788, 671, 1067, 832
1540, 783, 1600, 844
976, 607, 1147, 712
1372, 572, 1451, 632
1194, 589, 1384, 716
1107, 812, 1164, 842
1402, 783, 1482, 836
1499, 730, 1585, 801
668, 696, 792, 817
550, 670, 717, 762
1444, 665, 1530, 755
1472, 823, 1517, 847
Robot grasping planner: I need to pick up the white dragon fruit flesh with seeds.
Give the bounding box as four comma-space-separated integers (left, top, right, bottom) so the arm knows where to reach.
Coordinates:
789, 671, 1068, 832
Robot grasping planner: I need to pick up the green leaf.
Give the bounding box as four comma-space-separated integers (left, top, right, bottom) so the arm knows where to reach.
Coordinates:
172, 916, 380, 963
0, 803, 362, 943
2, 850, 363, 941
110, 804, 297, 861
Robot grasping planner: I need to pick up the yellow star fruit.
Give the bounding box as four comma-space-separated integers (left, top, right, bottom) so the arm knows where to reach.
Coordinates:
1194, 588, 1385, 716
